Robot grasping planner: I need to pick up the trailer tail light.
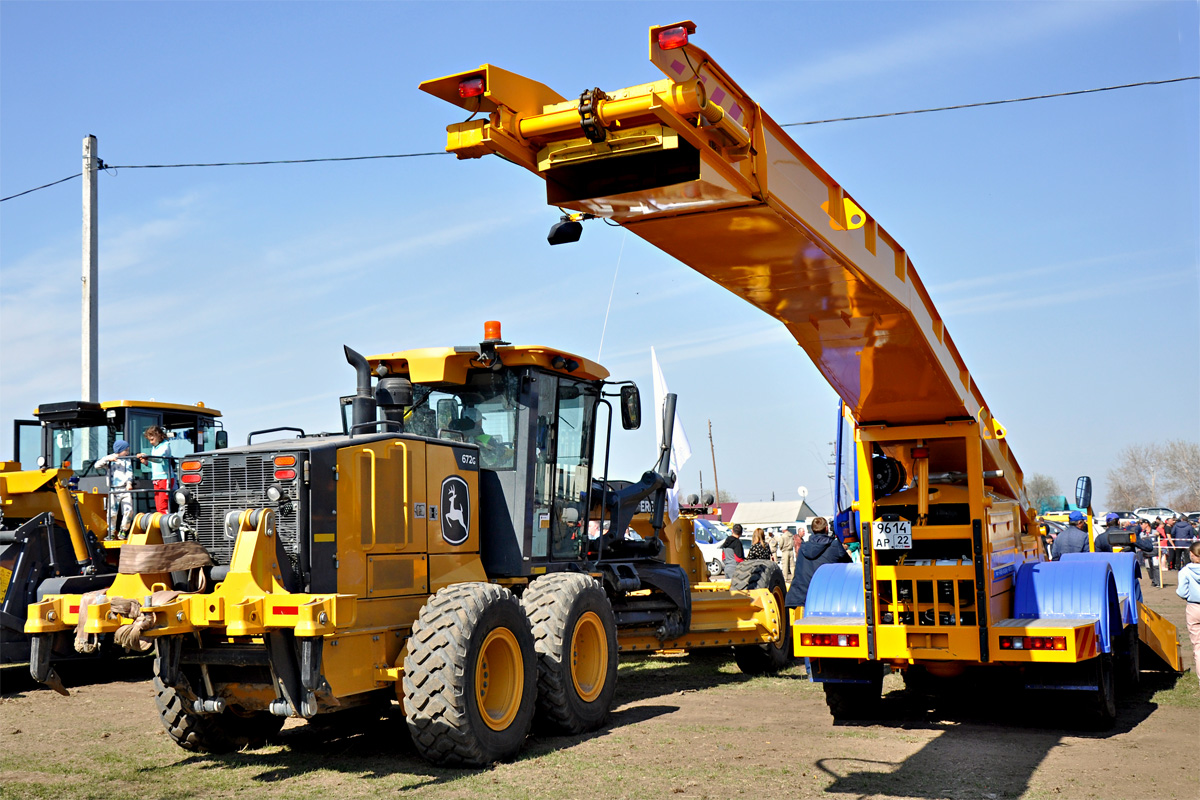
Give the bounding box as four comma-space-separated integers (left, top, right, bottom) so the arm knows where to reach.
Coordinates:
999, 636, 1066, 651
180, 460, 202, 471
910, 447, 929, 459
273, 455, 296, 467
458, 76, 485, 98
274, 468, 297, 481
657, 25, 689, 50
180, 473, 202, 485
800, 633, 860, 647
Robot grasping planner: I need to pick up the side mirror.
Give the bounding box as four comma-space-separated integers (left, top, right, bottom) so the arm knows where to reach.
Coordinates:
1075, 476, 1092, 509
215, 430, 228, 450
620, 385, 641, 430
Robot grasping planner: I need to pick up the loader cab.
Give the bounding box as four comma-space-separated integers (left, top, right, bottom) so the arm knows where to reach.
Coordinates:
365, 326, 641, 578
28, 401, 225, 508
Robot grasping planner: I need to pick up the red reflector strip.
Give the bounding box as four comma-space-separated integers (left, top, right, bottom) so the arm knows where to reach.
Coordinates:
458, 76, 485, 98
273, 606, 298, 615
657, 25, 689, 49
69, 605, 79, 614
274, 468, 296, 481
181, 473, 202, 484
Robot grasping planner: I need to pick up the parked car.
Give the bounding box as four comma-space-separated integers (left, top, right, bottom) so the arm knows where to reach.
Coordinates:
1135, 506, 1182, 522
693, 519, 732, 577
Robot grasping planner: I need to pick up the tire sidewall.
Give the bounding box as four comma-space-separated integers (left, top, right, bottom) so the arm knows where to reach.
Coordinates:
558, 582, 619, 727
462, 592, 538, 759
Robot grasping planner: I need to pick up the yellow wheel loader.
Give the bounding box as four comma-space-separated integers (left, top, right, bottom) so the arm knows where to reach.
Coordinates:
27, 324, 785, 765
2, 400, 223, 668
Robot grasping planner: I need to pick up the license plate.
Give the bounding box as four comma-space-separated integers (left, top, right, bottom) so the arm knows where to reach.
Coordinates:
872, 520, 912, 550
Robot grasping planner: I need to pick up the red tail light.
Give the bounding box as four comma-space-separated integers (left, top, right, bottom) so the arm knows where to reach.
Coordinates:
910, 447, 929, 459
274, 468, 296, 481
181, 473, 202, 485
800, 633, 859, 647
458, 76, 485, 98
657, 26, 689, 50
1000, 635, 1066, 651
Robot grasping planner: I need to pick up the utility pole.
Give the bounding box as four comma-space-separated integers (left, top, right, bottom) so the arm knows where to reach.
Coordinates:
708, 419, 720, 505
699, 470, 704, 500
82, 135, 99, 402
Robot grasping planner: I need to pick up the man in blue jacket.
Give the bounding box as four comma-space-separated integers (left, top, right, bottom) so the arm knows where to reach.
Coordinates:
785, 516, 851, 613
1168, 516, 1196, 571
1052, 511, 1091, 559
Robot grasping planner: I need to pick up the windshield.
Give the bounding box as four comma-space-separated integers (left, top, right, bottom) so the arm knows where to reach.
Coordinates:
407, 371, 520, 470
49, 424, 112, 474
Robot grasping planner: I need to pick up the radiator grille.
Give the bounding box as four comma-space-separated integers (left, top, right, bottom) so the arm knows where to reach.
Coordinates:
183, 452, 301, 567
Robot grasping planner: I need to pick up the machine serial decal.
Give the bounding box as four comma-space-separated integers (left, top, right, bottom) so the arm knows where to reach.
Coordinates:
440, 475, 470, 545
452, 446, 479, 472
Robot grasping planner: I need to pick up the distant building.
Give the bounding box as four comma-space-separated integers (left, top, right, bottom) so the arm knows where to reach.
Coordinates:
729, 500, 821, 531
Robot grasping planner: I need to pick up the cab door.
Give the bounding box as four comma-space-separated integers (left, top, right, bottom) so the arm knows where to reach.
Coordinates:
531, 374, 597, 562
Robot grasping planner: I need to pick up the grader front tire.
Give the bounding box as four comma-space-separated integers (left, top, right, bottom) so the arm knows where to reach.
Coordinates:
522, 573, 618, 735
730, 560, 790, 674
403, 583, 537, 766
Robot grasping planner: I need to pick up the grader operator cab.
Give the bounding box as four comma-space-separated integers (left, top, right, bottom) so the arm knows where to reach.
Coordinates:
1, 400, 223, 666
27, 325, 786, 765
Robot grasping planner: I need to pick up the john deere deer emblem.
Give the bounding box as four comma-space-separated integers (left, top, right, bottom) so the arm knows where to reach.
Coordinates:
440, 475, 470, 545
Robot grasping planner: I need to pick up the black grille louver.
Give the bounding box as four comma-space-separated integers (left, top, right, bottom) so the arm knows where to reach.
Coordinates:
184, 452, 301, 568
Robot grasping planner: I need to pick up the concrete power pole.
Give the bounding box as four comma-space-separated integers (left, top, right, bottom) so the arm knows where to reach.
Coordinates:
708, 419, 720, 505
82, 135, 99, 402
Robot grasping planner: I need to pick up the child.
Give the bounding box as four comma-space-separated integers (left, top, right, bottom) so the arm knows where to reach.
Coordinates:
1175, 540, 1200, 687
95, 440, 134, 539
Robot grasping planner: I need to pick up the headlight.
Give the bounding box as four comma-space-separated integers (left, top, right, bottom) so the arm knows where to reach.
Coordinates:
174, 490, 192, 506
266, 485, 283, 503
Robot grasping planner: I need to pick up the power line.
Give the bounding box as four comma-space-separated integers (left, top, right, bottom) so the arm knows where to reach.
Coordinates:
3, 76, 1196, 202
105, 151, 451, 169
1, 150, 451, 203
780, 76, 1199, 127
0, 173, 79, 202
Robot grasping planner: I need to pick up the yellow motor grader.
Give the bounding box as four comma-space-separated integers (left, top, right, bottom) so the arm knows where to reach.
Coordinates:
27, 324, 785, 765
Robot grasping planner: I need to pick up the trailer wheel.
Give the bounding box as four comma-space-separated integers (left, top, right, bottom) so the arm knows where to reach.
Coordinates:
153, 675, 283, 752
522, 573, 618, 735
1118, 626, 1140, 689
403, 583, 536, 766
1090, 653, 1117, 728
730, 560, 790, 674
823, 677, 883, 720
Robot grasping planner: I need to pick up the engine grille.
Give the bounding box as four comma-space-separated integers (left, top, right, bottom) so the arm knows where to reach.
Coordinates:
183, 452, 301, 567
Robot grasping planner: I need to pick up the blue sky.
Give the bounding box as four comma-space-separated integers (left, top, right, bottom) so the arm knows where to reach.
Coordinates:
2, 1, 1197, 512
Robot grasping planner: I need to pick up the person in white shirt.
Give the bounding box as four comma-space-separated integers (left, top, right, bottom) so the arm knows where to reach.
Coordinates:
95, 439, 135, 539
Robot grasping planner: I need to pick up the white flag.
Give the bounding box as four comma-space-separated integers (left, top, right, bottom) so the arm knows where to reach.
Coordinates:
650, 347, 692, 521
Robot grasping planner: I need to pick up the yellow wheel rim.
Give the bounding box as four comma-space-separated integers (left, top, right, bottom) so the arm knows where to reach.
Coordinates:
570, 611, 608, 703
475, 627, 524, 732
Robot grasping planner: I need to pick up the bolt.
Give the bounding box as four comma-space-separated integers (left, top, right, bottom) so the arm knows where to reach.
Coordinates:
318, 612, 328, 625
47, 611, 56, 622
176, 612, 184, 622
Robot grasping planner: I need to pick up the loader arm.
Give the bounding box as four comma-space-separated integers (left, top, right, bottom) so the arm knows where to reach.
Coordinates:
420, 21, 1029, 510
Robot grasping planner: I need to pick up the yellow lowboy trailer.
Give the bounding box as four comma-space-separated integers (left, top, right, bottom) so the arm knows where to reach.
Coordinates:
29, 327, 785, 764
419, 21, 1181, 725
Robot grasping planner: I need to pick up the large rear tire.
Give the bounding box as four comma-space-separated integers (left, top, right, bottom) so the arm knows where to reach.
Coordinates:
153, 675, 283, 753
730, 560, 790, 674
403, 583, 537, 766
522, 573, 618, 735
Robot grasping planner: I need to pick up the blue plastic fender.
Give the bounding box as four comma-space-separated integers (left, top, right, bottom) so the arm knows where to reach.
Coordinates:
1013, 560, 1122, 654
1059, 552, 1142, 626
804, 562, 865, 619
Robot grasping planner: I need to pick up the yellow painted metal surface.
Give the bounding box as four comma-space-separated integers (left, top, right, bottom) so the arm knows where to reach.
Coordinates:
1138, 601, 1183, 672
618, 586, 778, 652
428, 552, 488, 593
96, 399, 221, 417
368, 344, 609, 384
420, 22, 1029, 508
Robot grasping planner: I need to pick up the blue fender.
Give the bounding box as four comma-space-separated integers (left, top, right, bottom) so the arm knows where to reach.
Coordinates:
804, 562, 864, 619
1060, 552, 1142, 626
1014, 561, 1122, 654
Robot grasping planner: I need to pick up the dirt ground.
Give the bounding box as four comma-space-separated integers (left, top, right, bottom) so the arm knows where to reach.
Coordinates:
1, 575, 1195, 800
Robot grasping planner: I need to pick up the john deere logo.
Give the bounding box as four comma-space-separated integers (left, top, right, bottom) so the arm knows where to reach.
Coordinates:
440, 475, 470, 545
